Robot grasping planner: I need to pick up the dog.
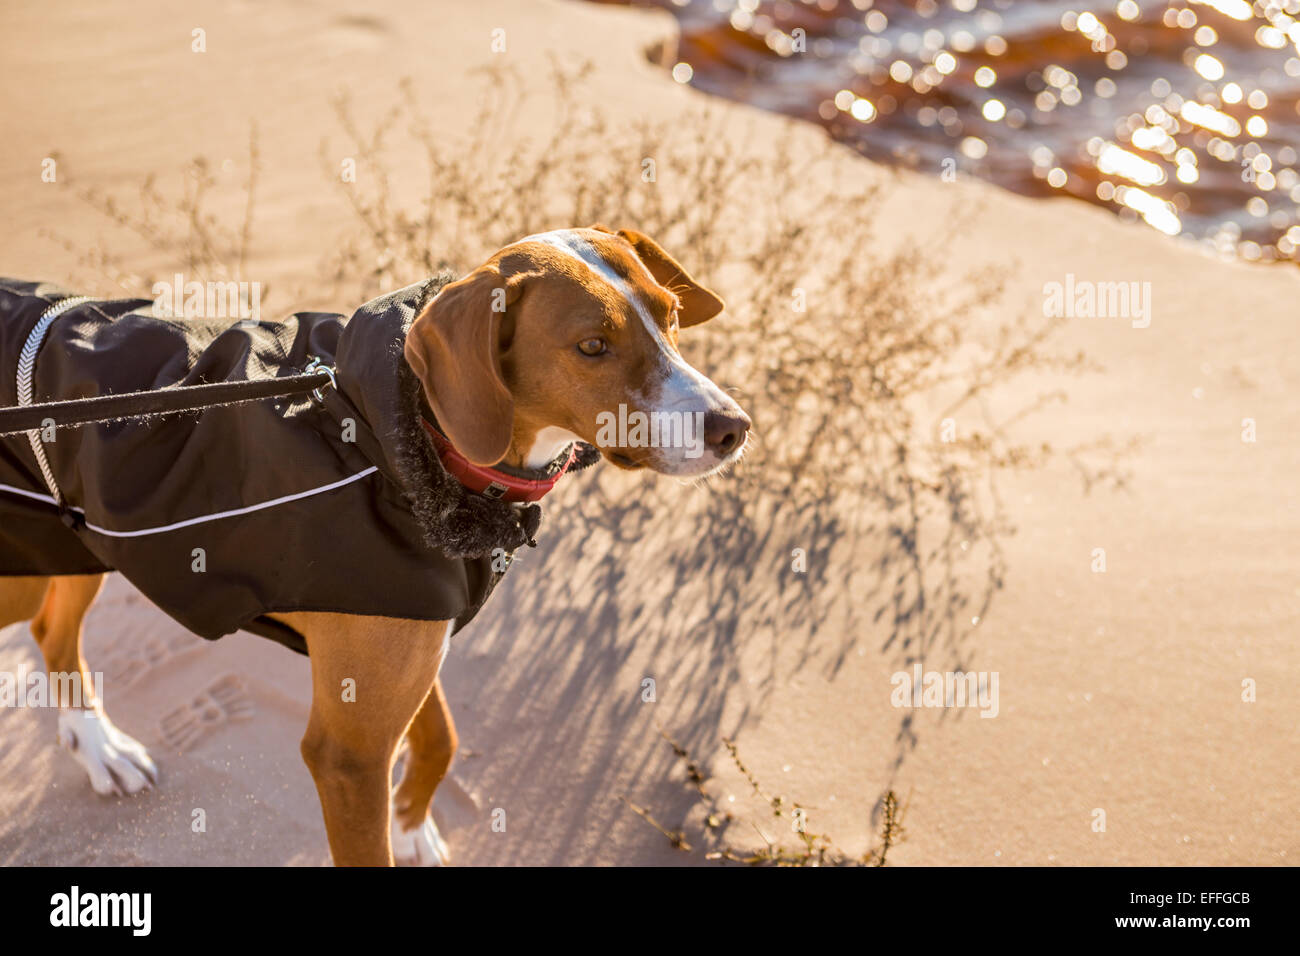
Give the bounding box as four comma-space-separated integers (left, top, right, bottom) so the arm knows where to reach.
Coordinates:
0, 225, 750, 865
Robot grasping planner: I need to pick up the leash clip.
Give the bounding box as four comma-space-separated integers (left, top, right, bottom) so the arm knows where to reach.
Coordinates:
304, 356, 338, 403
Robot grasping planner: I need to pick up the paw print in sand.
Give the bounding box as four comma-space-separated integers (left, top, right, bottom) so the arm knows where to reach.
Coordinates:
159, 674, 255, 752
100, 631, 196, 689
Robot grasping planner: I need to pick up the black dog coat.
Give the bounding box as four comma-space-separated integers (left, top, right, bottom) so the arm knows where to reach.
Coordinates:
0, 276, 584, 654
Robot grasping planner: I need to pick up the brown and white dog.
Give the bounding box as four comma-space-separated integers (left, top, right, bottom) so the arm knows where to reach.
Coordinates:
0, 226, 750, 865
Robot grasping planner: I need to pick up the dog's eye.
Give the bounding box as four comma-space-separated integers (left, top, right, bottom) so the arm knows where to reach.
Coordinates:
577, 337, 607, 356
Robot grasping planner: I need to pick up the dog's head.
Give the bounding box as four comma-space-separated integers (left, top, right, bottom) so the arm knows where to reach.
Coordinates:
404, 226, 750, 478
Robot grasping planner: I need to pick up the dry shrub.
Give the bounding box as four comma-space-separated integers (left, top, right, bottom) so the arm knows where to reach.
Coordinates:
44, 129, 264, 305
624, 733, 908, 866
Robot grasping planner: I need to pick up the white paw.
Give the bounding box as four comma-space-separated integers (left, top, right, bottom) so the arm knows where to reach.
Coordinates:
391, 805, 450, 866
57, 707, 158, 796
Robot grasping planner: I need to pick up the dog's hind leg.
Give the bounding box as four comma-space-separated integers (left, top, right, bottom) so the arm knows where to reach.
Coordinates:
391, 675, 457, 865
278, 612, 452, 866
29, 573, 158, 796
0, 575, 51, 629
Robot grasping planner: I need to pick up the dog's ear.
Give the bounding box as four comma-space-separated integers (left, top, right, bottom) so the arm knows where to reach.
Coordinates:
404, 265, 523, 466
615, 227, 725, 327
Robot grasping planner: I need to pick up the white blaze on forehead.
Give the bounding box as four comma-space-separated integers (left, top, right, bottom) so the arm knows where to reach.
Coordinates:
514, 229, 659, 326
512, 230, 732, 413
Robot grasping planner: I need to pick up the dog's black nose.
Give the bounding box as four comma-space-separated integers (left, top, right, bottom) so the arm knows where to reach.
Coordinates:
703, 409, 751, 457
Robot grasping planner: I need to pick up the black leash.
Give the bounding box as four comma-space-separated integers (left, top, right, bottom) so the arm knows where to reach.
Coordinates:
0, 369, 334, 438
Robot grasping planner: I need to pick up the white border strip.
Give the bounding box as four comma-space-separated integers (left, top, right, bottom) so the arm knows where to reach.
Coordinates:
0, 466, 378, 538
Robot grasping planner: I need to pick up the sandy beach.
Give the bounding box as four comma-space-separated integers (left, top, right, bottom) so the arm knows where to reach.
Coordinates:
0, 0, 1297, 866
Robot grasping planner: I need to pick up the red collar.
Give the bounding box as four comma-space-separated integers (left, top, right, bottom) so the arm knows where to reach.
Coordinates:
422, 420, 575, 503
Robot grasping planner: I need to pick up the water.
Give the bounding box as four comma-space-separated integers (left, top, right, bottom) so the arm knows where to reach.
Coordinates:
598, 0, 1300, 262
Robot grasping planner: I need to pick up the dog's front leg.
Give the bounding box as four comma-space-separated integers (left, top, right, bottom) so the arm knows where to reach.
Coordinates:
274, 612, 451, 866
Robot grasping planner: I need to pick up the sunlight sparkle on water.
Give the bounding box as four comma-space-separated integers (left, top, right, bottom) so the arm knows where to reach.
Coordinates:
650, 0, 1300, 261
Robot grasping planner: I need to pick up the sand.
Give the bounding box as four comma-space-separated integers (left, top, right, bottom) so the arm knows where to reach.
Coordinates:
0, 0, 1296, 866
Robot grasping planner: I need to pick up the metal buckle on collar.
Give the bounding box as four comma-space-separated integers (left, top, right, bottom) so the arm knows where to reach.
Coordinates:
304, 356, 338, 403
